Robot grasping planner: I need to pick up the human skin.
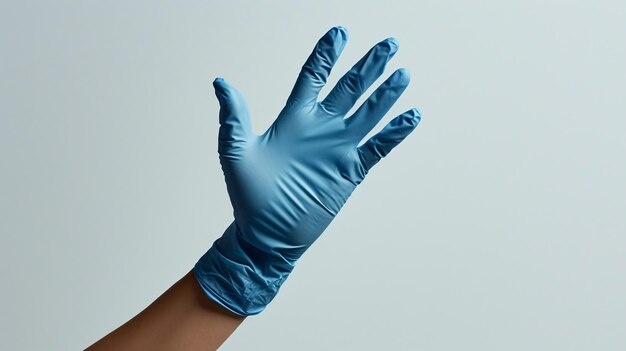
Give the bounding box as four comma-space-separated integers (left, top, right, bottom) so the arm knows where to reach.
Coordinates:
85, 271, 244, 351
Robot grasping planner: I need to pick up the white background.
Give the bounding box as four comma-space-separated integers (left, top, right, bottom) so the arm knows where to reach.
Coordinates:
2, 1, 625, 350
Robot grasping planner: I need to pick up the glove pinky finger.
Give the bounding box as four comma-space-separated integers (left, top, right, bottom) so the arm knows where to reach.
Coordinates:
357, 108, 421, 172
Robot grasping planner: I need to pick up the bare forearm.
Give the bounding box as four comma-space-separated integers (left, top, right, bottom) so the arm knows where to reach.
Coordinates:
85, 271, 244, 351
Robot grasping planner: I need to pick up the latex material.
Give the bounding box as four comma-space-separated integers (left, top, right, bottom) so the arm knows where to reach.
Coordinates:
194, 26, 421, 316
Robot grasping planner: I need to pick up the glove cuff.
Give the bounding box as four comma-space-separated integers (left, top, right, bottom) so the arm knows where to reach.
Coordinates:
193, 222, 294, 316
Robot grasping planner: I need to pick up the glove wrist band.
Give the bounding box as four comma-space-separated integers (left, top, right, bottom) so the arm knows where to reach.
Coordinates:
193, 222, 293, 316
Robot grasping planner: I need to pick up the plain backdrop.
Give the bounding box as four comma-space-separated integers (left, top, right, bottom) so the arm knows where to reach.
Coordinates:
1, 1, 625, 350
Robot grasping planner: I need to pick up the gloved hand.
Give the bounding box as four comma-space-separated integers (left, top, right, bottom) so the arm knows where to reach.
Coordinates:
194, 26, 421, 316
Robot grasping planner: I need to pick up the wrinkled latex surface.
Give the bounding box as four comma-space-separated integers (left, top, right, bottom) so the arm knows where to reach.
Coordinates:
194, 26, 421, 315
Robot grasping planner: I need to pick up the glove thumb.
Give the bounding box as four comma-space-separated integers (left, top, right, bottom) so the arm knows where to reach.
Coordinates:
213, 77, 253, 156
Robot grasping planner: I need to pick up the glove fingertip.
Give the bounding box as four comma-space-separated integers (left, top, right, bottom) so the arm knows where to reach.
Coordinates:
335, 25, 349, 41
385, 37, 399, 55
397, 108, 421, 128
213, 77, 236, 105
409, 108, 421, 124
213, 77, 226, 88
213, 77, 226, 96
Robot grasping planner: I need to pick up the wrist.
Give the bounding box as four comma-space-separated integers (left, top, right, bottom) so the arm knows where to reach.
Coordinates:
193, 222, 294, 316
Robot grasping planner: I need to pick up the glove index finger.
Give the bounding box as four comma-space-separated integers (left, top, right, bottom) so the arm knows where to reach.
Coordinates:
286, 26, 348, 108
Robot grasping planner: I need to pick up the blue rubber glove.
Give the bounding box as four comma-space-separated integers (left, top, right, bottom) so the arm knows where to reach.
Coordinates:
194, 26, 421, 316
